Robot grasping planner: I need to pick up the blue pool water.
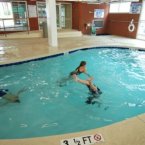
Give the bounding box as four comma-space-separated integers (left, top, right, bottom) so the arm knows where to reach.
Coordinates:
0, 48, 145, 139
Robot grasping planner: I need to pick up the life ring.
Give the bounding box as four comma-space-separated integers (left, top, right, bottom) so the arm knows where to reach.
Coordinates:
128, 23, 135, 32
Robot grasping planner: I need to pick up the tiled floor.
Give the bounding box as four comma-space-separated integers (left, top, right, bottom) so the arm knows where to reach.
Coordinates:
0, 35, 145, 145
1, 35, 145, 65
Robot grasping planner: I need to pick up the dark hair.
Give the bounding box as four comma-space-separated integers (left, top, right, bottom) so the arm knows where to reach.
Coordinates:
79, 61, 86, 66
15, 99, 20, 103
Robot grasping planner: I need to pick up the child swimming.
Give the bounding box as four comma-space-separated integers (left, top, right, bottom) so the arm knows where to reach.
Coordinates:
0, 88, 27, 106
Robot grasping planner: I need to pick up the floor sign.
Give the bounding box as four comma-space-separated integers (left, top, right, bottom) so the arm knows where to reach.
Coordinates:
61, 133, 104, 145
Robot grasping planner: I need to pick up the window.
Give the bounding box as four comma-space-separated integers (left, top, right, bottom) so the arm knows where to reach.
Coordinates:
109, 3, 119, 13
0, 1, 28, 31
109, 2, 131, 13
137, 1, 145, 39
0, 2, 13, 18
0, 2, 14, 28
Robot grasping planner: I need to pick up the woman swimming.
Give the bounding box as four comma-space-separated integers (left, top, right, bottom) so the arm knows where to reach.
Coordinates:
59, 61, 101, 95
70, 61, 101, 93
70, 61, 90, 77
70, 61, 91, 82
58, 61, 90, 86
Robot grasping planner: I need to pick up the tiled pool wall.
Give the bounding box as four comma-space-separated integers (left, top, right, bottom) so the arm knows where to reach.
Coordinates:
0, 46, 144, 68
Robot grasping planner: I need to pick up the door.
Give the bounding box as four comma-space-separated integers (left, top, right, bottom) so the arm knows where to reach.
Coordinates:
56, 3, 72, 29
12, 1, 28, 30
64, 3, 72, 29
36, 2, 46, 30
56, 3, 61, 29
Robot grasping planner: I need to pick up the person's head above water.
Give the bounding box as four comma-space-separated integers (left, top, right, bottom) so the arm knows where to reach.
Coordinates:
79, 61, 86, 67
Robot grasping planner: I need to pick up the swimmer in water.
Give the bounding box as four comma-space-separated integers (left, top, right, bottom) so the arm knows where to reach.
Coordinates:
85, 79, 102, 105
0, 88, 27, 106
70, 61, 96, 89
58, 61, 90, 87
59, 61, 102, 103
70, 61, 90, 81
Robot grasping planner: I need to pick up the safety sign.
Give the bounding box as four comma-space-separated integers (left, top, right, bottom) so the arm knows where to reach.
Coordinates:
61, 133, 104, 145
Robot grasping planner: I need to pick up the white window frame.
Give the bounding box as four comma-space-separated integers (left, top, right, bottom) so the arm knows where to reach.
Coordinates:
109, 2, 131, 13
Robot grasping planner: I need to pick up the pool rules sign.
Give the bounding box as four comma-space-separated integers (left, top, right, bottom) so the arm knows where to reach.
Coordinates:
60, 133, 104, 145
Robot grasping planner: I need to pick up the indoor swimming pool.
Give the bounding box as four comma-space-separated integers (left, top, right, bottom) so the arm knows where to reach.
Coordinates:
0, 47, 145, 139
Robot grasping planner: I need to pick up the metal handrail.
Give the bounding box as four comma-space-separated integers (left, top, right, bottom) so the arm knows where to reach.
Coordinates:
109, 20, 145, 24
0, 18, 30, 37
109, 20, 138, 23
0, 18, 29, 21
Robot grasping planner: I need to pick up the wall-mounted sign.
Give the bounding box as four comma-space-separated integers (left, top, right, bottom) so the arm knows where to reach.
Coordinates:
28, 5, 37, 17
94, 9, 104, 18
130, 2, 142, 14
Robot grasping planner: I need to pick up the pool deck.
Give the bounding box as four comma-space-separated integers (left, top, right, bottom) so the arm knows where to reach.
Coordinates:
0, 35, 145, 145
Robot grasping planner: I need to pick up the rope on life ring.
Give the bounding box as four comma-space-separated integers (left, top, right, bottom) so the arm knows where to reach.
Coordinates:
128, 19, 135, 32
